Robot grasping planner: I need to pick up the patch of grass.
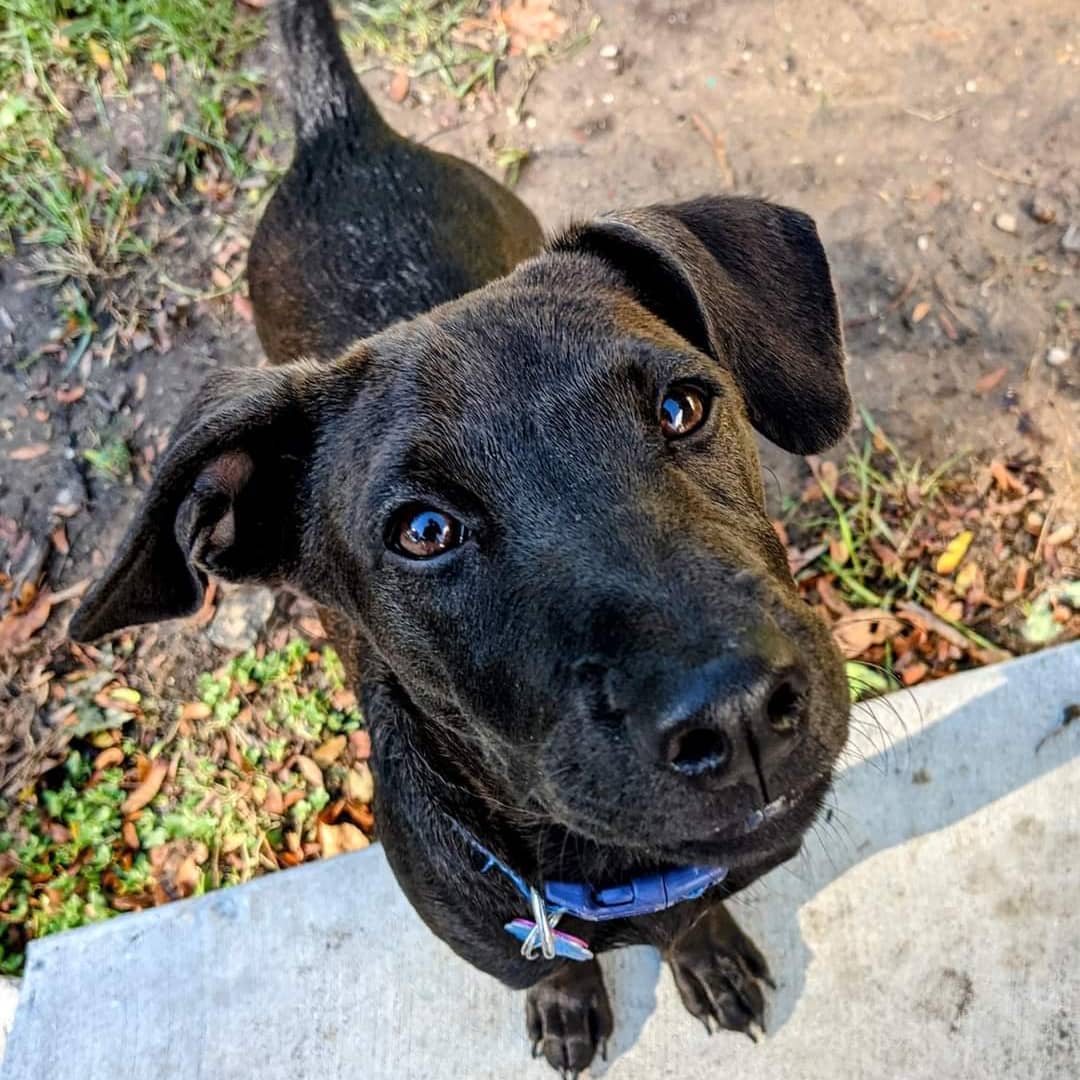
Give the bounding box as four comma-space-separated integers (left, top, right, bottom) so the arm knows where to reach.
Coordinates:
0, 0, 271, 292
781, 412, 1075, 700
344, 0, 509, 97
0, 638, 370, 975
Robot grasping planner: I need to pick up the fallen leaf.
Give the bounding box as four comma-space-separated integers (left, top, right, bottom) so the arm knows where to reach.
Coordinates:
210, 267, 232, 290
87, 39, 111, 71
350, 729, 372, 760
974, 366, 1007, 394
122, 760, 168, 814
344, 763, 375, 804
954, 562, 978, 593
387, 70, 410, 103
94, 746, 124, 770
179, 701, 212, 721
0, 588, 54, 649
313, 734, 346, 768
935, 530, 974, 575
911, 300, 931, 323
900, 661, 929, 686
262, 781, 285, 816
122, 821, 140, 849
8, 443, 49, 461
151, 61, 167, 82
497, 0, 568, 55
828, 539, 849, 566
831, 608, 904, 659
989, 460, 1025, 494
295, 755, 325, 788
318, 821, 370, 859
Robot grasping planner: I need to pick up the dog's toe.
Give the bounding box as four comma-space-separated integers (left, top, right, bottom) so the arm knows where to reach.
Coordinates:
668, 903, 773, 1039
525, 960, 613, 1076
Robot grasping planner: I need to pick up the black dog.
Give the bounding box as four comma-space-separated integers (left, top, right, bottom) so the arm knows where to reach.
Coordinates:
71, 1, 852, 1073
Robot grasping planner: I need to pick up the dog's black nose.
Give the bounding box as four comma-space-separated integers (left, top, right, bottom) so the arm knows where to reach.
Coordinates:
621, 651, 808, 783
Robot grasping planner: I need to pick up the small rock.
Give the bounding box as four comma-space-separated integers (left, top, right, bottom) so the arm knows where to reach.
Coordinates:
131, 330, 154, 352
993, 212, 1017, 234
1062, 223, 1080, 253
1028, 196, 1056, 224
964, 79, 977, 93
207, 586, 275, 652
916, 234, 930, 252
1046, 346, 1070, 368
599, 44, 619, 59
387, 70, 409, 104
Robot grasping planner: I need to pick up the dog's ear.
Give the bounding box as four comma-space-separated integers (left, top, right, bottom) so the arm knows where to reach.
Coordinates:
552, 196, 851, 454
69, 363, 328, 642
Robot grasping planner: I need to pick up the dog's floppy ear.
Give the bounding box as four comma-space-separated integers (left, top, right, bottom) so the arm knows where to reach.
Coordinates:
553, 196, 851, 454
69, 362, 327, 642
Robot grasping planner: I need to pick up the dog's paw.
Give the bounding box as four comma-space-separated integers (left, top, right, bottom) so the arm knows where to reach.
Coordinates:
525, 960, 614, 1078
667, 903, 774, 1039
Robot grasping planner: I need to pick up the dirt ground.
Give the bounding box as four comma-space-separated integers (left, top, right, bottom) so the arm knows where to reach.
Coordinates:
2, 0, 1078, 784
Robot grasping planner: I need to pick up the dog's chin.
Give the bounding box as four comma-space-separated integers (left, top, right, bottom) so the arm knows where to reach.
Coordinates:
550, 772, 833, 872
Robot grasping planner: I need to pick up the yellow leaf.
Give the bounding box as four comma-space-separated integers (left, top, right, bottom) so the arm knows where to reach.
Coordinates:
87, 40, 111, 71
151, 61, 166, 82
955, 563, 978, 593
936, 531, 974, 575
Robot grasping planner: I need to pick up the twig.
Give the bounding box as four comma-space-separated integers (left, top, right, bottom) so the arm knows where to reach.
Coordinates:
903, 105, 963, 123
896, 600, 1011, 662
976, 159, 1036, 187
1034, 496, 1057, 562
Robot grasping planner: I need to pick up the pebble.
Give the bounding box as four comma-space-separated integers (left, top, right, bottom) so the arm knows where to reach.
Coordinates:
207, 586, 275, 652
599, 44, 619, 59
1062, 223, 1080, 253
1029, 196, 1056, 224
916, 235, 930, 252
994, 212, 1018, 234
1046, 346, 1070, 368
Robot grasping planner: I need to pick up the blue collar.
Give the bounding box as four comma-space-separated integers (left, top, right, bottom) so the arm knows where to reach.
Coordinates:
452, 821, 728, 962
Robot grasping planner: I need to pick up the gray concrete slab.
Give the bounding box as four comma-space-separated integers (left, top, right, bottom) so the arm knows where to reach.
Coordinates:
4, 643, 1078, 1080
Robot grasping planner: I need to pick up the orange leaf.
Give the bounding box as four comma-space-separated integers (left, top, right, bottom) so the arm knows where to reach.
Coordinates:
830, 608, 904, 659
122, 760, 168, 815
8, 443, 49, 461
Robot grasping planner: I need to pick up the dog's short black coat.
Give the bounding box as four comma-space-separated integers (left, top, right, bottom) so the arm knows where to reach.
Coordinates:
70, 1, 852, 1073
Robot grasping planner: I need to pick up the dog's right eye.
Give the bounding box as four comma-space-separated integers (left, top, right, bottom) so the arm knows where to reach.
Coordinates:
390, 505, 467, 559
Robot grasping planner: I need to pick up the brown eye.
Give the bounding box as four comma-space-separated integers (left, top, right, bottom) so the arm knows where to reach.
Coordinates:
391, 506, 466, 559
659, 384, 708, 438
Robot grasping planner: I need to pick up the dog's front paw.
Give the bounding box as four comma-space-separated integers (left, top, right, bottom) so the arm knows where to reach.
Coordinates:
667, 903, 774, 1039
525, 959, 614, 1078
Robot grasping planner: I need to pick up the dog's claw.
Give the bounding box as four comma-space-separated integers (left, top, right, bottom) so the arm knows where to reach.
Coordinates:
669, 904, 773, 1041
525, 960, 614, 1075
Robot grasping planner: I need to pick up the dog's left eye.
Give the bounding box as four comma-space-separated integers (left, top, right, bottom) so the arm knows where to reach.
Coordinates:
659, 383, 708, 438
390, 505, 467, 559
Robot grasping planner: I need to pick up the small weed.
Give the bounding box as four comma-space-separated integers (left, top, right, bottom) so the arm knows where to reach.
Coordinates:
0, 639, 369, 975
83, 436, 131, 480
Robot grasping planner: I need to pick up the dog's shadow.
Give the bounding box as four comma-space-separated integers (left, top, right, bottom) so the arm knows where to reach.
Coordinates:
592, 646, 1079, 1072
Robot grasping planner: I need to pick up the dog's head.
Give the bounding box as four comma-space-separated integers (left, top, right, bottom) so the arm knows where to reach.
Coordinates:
71, 197, 851, 871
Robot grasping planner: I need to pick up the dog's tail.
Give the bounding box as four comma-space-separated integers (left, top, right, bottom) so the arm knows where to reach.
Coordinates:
277, 0, 387, 144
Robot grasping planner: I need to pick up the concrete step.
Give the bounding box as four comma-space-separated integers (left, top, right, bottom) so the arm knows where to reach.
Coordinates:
3, 643, 1078, 1079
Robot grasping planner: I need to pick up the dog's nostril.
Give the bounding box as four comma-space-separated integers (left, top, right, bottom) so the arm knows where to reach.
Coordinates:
766, 677, 804, 734
668, 728, 732, 776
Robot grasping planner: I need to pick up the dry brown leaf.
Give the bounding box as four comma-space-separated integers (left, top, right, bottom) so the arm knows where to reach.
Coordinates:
350, 729, 372, 760
318, 821, 370, 859
497, 0, 568, 55
94, 746, 124, 770
122, 760, 168, 815
313, 734, 347, 768
0, 588, 54, 649
989, 460, 1025, 494
911, 300, 931, 324
344, 762, 375, 804
294, 755, 325, 788
830, 608, 904, 659
179, 701, 212, 722
974, 366, 1008, 394
8, 443, 49, 461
